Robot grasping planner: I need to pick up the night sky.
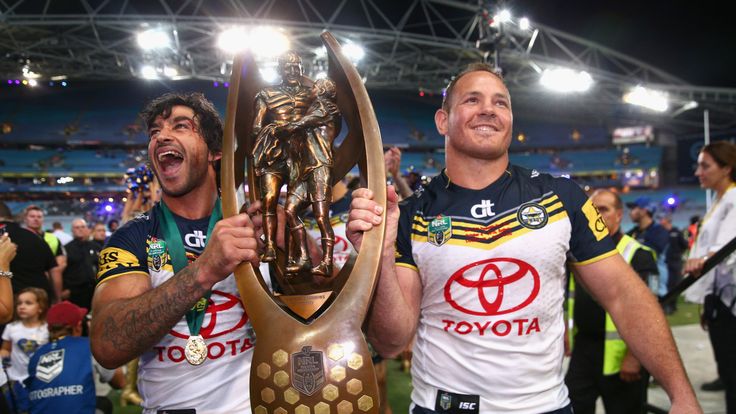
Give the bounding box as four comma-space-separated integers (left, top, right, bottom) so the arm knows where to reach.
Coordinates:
511, 0, 736, 88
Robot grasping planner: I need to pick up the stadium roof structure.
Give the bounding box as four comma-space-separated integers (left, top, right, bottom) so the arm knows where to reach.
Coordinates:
2, 0, 735, 134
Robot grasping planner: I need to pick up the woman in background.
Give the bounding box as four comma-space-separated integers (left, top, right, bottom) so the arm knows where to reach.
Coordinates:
684, 141, 736, 414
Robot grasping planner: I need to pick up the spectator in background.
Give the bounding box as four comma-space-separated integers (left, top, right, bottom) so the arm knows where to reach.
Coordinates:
51, 222, 72, 246
0, 234, 16, 323
0, 202, 58, 302
683, 141, 736, 412
0, 287, 49, 412
22, 205, 65, 302
91, 223, 107, 250
567, 189, 658, 414
106, 219, 119, 236
659, 215, 688, 314
62, 219, 100, 309
385, 147, 413, 199
626, 198, 669, 297
687, 215, 700, 250
26, 301, 124, 414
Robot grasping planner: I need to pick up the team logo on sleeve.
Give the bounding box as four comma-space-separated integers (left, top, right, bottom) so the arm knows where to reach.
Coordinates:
147, 238, 169, 272
36, 349, 64, 383
581, 199, 609, 241
428, 215, 452, 246
517, 203, 548, 229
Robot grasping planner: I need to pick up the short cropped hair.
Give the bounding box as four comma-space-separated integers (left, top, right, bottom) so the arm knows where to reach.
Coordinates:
442, 62, 506, 112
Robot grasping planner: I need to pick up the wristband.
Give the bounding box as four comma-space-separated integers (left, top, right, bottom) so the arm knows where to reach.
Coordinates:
0, 271, 12, 279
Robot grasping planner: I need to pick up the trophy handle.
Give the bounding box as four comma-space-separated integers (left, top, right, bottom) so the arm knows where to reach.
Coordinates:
317, 31, 386, 321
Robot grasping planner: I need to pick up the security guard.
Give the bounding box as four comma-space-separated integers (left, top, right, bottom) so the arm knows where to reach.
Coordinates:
566, 189, 658, 414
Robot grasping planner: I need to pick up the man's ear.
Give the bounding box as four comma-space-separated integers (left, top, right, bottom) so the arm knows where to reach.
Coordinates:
209, 151, 223, 162
435, 109, 448, 136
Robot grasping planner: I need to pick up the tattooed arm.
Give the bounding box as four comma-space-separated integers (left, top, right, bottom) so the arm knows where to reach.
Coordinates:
90, 213, 260, 369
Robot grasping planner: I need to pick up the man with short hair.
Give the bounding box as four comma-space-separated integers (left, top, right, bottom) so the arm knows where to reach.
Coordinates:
626, 197, 669, 296
91, 92, 261, 412
62, 219, 100, 309
0, 202, 58, 300
347, 63, 700, 413
23, 205, 65, 301
659, 215, 688, 314
90, 223, 107, 250
52, 221, 73, 246
566, 189, 658, 413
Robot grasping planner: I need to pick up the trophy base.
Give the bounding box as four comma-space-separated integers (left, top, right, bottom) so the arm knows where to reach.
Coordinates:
250, 322, 379, 414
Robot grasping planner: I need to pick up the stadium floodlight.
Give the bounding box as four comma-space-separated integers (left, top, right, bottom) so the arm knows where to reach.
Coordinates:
163, 66, 178, 78
140, 65, 159, 79
260, 66, 279, 83
250, 27, 290, 58
495, 9, 512, 24
137, 29, 171, 50
313, 46, 327, 59
217, 27, 249, 53
519, 17, 531, 30
623, 86, 669, 112
540, 68, 593, 93
342, 42, 365, 63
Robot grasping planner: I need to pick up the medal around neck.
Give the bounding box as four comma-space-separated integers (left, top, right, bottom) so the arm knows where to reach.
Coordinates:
185, 335, 208, 366
222, 32, 386, 414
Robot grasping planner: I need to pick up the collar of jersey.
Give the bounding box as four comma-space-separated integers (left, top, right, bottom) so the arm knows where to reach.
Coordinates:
440, 165, 513, 193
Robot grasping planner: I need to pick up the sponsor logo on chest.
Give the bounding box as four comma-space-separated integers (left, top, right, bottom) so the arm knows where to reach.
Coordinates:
470, 200, 496, 219
442, 257, 542, 337
184, 230, 207, 248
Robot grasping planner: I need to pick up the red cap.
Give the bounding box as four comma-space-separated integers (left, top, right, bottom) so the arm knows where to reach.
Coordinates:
47, 301, 88, 326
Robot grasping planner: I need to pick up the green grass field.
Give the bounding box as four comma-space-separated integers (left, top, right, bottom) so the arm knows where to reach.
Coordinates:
111, 297, 699, 414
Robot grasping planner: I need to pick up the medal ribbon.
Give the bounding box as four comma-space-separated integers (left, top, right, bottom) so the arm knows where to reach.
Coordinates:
157, 198, 222, 338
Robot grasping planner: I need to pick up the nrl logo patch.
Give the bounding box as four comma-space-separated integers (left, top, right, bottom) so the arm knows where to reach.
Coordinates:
36, 349, 64, 383
428, 215, 452, 246
439, 392, 452, 411
517, 203, 548, 229
147, 238, 168, 272
291, 346, 325, 396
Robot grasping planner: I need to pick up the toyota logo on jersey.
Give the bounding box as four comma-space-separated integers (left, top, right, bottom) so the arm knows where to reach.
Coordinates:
444, 258, 540, 316
169, 290, 248, 339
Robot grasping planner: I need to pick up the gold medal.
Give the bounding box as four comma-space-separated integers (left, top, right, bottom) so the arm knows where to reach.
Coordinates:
185, 335, 208, 365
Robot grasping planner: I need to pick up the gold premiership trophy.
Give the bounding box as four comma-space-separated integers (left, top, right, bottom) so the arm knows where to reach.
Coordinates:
221, 32, 386, 414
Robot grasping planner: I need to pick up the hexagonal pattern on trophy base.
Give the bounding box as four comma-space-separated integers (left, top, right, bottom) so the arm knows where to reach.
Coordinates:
253, 341, 378, 414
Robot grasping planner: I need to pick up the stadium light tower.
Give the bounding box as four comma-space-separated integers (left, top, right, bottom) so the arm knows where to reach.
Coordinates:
623, 86, 669, 112
540, 68, 594, 93
137, 28, 171, 50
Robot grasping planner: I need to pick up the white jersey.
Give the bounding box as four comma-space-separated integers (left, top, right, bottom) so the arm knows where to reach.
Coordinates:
97, 205, 258, 414
396, 167, 616, 413
304, 199, 353, 270
1, 321, 49, 381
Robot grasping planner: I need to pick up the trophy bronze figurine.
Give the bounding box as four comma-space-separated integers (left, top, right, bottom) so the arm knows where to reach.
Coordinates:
221, 32, 386, 414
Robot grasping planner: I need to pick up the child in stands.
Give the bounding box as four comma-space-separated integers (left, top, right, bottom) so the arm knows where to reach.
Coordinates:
0, 287, 49, 413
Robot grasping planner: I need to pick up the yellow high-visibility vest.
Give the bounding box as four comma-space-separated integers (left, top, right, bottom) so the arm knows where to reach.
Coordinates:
567, 234, 655, 375
43, 232, 60, 255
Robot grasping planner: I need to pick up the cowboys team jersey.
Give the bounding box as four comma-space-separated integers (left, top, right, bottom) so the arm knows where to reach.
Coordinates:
396, 166, 616, 414
96, 204, 254, 414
